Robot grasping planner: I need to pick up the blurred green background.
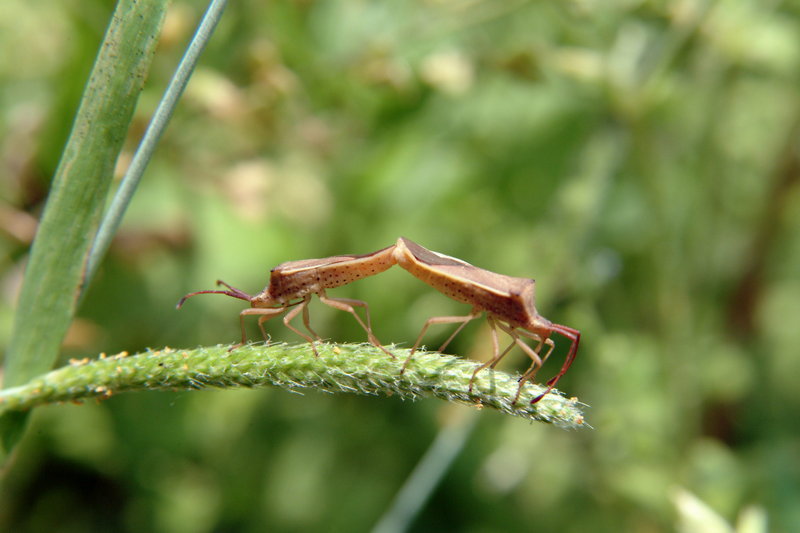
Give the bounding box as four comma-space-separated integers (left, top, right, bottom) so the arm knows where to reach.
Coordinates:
2, 0, 799, 531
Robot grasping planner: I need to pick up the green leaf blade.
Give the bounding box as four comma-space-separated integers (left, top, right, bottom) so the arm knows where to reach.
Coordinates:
1, 0, 169, 460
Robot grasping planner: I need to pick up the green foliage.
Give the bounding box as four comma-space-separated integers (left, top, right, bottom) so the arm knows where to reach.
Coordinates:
0, 0, 168, 459
2, 0, 800, 532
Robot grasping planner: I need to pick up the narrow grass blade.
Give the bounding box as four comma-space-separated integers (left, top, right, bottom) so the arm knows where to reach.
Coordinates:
1, 0, 169, 461
83, 0, 229, 293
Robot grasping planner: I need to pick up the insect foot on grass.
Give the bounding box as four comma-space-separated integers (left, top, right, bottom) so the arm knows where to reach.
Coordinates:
392, 237, 580, 404
177, 245, 398, 358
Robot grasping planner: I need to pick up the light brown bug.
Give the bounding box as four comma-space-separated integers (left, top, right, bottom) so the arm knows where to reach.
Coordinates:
392, 237, 580, 404
177, 245, 397, 357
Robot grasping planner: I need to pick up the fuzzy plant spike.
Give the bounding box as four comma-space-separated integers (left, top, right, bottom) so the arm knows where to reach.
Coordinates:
0, 343, 586, 428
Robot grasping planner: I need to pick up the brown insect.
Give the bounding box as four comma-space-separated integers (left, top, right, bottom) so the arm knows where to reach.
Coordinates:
392, 237, 580, 404
177, 245, 398, 357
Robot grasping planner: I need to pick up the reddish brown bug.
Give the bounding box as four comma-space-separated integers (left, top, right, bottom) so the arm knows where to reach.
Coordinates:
392, 237, 580, 404
177, 245, 397, 357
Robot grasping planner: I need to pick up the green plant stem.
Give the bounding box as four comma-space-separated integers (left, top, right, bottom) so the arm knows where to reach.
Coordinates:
372, 412, 478, 533
0, 344, 586, 428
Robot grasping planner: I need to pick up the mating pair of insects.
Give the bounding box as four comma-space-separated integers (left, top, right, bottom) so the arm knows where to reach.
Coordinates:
178, 237, 580, 404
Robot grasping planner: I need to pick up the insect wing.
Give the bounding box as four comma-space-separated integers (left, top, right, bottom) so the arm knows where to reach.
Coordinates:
398, 237, 473, 268
270, 244, 397, 295
271, 244, 397, 274
399, 238, 532, 298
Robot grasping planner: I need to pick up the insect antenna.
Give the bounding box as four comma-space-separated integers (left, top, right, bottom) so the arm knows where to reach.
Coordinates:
530, 324, 580, 404
176, 280, 253, 309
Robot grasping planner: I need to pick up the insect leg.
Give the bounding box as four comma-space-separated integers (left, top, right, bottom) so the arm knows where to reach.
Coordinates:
234, 306, 288, 352
402, 309, 482, 373
488, 337, 522, 370
412, 309, 482, 354
468, 316, 514, 393
504, 327, 554, 379
301, 302, 323, 341
282, 296, 321, 356
529, 325, 580, 404
436, 311, 480, 354
317, 291, 396, 360
493, 322, 548, 404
